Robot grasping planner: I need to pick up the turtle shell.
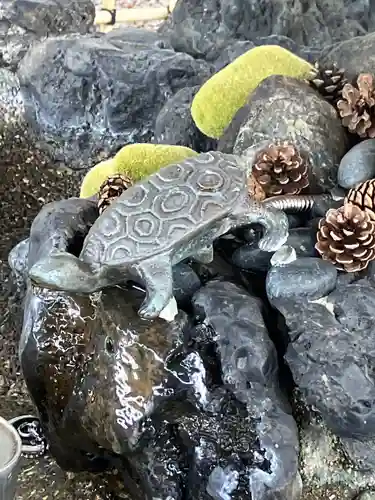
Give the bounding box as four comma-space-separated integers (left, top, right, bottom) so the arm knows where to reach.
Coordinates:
81, 152, 246, 266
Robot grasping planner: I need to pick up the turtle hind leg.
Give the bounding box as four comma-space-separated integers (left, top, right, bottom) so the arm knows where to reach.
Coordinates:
230, 202, 289, 252
131, 255, 175, 320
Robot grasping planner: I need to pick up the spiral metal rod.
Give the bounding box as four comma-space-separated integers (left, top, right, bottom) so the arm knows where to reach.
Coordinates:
262, 194, 328, 212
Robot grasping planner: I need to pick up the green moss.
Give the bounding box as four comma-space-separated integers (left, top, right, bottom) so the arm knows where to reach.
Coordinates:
80, 159, 118, 198
80, 143, 198, 198
191, 45, 315, 139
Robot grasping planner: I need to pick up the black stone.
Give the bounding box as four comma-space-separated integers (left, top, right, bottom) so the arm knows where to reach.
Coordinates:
338, 140, 375, 190
266, 257, 338, 303
154, 86, 217, 152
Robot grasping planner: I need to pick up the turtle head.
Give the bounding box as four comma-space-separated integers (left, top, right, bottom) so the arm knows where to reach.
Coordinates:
28, 251, 100, 294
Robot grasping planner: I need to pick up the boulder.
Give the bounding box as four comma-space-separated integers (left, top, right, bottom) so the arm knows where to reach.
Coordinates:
15, 30, 212, 169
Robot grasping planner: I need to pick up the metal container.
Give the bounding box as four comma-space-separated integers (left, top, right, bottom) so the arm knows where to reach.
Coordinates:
0, 416, 22, 500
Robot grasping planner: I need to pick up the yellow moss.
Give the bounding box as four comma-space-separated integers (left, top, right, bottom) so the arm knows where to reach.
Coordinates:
80, 159, 118, 198
191, 45, 315, 139
80, 143, 198, 198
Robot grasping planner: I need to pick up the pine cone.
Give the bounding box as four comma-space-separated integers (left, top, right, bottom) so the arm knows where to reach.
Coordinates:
345, 179, 375, 221
310, 61, 348, 104
337, 73, 375, 138
98, 174, 133, 214
248, 174, 266, 202
315, 203, 375, 272
252, 142, 309, 197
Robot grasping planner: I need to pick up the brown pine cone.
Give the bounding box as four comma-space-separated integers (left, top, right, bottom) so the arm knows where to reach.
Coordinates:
310, 61, 348, 104
315, 203, 375, 272
247, 174, 266, 202
345, 179, 375, 221
252, 142, 309, 197
98, 173, 133, 214
337, 73, 375, 138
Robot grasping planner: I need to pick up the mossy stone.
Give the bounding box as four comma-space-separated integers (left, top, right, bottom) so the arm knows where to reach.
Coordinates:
80, 143, 198, 198
191, 45, 315, 139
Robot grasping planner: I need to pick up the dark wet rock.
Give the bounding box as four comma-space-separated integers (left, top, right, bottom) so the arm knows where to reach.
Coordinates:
285, 228, 317, 258
266, 257, 338, 303
154, 86, 217, 152
320, 32, 375, 82
14, 32, 212, 169
159, 0, 371, 61
172, 262, 202, 308
0, 0, 95, 70
193, 280, 302, 500
275, 287, 375, 470
233, 76, 348, 194
338, 140, 375, 189
232, 246, 273, 272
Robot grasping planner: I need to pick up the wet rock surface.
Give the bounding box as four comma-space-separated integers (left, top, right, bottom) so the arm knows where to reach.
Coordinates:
154, 86, 217, 152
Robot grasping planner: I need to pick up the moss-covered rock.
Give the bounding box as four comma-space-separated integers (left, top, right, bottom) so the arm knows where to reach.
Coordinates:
80, 143, 198, 198
191, 45, 315, 139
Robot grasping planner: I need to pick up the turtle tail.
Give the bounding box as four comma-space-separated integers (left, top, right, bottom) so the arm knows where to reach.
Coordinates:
28, 250, 102, 294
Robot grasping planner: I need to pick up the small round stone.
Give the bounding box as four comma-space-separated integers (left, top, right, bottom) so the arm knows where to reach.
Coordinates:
266, 257, 338, 302
270, 245, 297, 267
232, 228, 317, 271
231, 246, 273, 272
338, 139, 375, 189
172, 263, 202, 307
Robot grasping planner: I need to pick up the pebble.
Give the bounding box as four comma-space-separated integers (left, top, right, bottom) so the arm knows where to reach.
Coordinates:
266, 257, 338, 302
232, 228, 317, 271
172, 262, 202, 307
337, 139, 375, 189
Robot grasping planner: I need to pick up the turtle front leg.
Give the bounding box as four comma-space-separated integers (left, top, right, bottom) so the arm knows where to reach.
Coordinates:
130, 255, 175, 321
231, 201, 289, 252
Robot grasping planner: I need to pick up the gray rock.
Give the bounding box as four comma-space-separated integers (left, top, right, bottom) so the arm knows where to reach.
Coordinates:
15, 32, 212, 169
232, 228, 316, 272
233, 76, 348, 194
0, 0, 95, 69
172, 262, 202, 308
193, 280, 302, 500
159, 0, 372, 61
320, 32, 375, 82
274, 285, 375, 470
338, 140, 375, 189
232, 246, 273, 272
154, 86, 217, 152
266, 257, 338, 303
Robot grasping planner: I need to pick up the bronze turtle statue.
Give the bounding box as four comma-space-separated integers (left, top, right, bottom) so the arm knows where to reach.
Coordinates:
28, 151, 289, 319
